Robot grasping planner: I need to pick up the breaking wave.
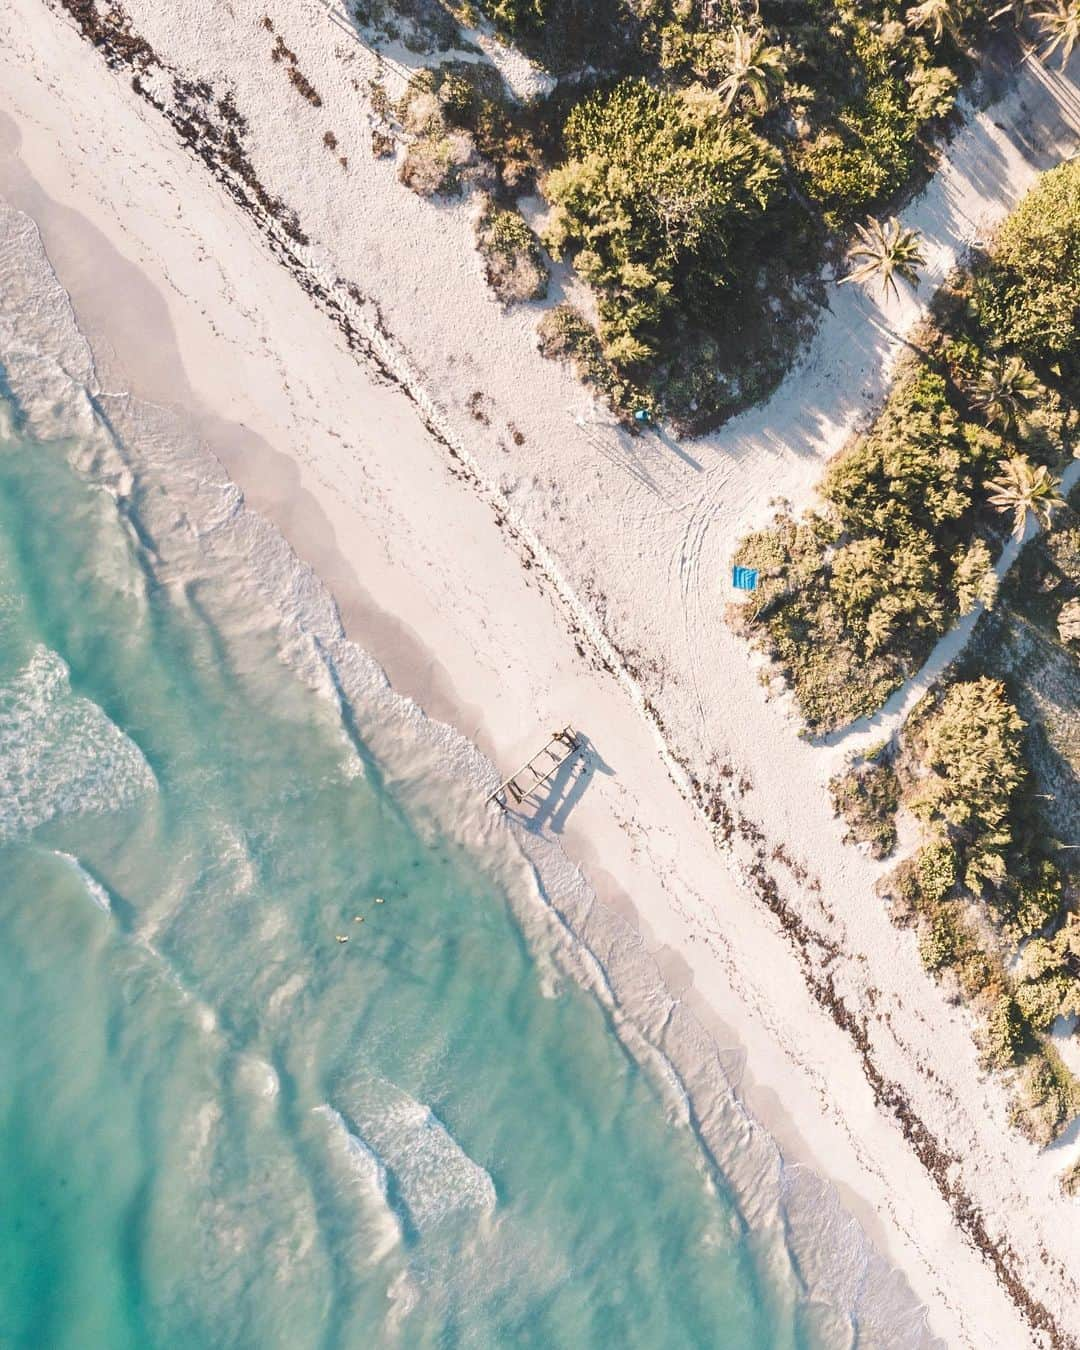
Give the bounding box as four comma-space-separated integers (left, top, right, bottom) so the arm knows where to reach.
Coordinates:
52, 849, 113, 912
313, 1104, 403, 1265
0, 645, 155, 845
338, 1079, 497, 1233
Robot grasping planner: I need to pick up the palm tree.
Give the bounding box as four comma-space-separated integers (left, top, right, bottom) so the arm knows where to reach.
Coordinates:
990, 0, 1029, 24
1030, 0, 1080, 65
968, 354, 1040, 433
906, 0, 966, 44
838, 217, 926, 301
717, 28, 786, 115
986, 455, 1064, 535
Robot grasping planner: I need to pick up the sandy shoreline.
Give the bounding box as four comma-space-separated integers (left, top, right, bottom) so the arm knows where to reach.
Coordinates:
3, 0, 1080, 1344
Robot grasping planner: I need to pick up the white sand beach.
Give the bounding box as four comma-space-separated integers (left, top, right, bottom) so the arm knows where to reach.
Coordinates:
3, 1, 1080, 1343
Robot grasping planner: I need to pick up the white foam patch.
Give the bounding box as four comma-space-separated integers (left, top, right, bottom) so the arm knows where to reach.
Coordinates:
0, 645, 156, 844
52, 849, 113, 912
314, 1104, 403, 1265
345, 1078, 496, 1232
237, 1054, 280, 1101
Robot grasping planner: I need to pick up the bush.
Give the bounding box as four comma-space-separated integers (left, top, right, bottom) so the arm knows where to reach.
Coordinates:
397, 73, 478, 197
1015, 918, 1080, 1030
878, 856, 926, 928
1008, 1045, 1080, 1147
981, 994, 1025, 1070
477, 205, 549, 303
829, 759, 899, 858
544, 80, 780, 369
536, 305, 655, 420
907, 679, 1026, 890
917, 902, 965, 973
1001, 861, 1063, 943
1014, 974, 1078, 1033
916, 841, 958, 902
971, 158, 1080, 383
400, 132, 473, 196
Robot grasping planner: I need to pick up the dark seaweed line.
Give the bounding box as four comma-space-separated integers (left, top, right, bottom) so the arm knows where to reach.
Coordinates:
49, 3, 1075, 1343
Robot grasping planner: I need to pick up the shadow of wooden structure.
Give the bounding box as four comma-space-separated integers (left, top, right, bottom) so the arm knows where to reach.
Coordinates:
486, 727, 581, 810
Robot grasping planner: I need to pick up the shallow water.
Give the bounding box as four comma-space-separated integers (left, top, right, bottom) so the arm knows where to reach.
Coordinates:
0, 201, 941, 1350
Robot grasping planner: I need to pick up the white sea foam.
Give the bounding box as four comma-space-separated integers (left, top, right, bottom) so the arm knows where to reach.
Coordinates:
0, 645, 156, 844
0, 199, 943, 1349
237, 1054, 280, 1101
314, 1103, 403, 1264
343, 1078, 496, 1233
52, 849, 113, 913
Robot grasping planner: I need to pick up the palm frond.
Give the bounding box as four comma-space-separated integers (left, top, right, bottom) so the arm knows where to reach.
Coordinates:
839, 216, 926, 301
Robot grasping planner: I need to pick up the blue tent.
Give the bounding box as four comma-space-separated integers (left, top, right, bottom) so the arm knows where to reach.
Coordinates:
732, 565, 758, 592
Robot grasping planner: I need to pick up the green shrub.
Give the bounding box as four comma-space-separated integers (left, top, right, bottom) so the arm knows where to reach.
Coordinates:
907, 64, 959, 123
829, 760, 899, 858
798, 86, 915, 229
917, 841, 958, 902
971, 158, 1080, 382
981, 994, 1025, 1070
477, 205, 549, 303
907, 679, 1026, 890
1008, 1045, 1080, 1147
1003, 861, 1063, 943
877, 857, 925, 928
536, 305, 655, 420
1015, 918, 1080, 1030
822, 365, 1000, 544
918, 902, 965, 973
1014, 974, 1078, 1033
544, 80, 780, 369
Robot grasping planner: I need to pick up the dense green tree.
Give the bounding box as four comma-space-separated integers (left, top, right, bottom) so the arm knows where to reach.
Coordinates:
544, 80, 780, 366
972, 158, 1080, 372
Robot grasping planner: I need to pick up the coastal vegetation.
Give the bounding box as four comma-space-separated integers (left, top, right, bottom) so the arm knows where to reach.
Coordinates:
476, 202, 550, 302
832, 479, 1080, 1150
731, 157, 1079, 732
364, 0, 1059, 429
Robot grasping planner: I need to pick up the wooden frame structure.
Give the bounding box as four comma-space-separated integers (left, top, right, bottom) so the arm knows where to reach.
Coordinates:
486, 726, 581, 809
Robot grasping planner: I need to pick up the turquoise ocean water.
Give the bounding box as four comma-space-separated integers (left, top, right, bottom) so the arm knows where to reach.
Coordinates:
0, 205, 936, 1349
